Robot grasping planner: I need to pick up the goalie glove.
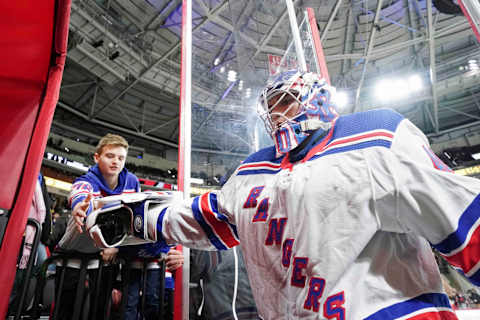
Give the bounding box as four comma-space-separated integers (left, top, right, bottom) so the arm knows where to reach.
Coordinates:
86, 191, 181, 248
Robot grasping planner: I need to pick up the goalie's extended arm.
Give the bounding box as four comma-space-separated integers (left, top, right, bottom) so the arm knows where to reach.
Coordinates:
86, 191, 180, 248
86, 191, 240, 250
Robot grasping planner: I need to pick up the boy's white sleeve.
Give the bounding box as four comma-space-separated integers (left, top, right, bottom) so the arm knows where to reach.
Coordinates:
160, 191, 240, 251
370, 119, 480, 285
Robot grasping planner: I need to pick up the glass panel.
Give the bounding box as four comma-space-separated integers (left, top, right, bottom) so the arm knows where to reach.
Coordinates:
188, 1, 313, 319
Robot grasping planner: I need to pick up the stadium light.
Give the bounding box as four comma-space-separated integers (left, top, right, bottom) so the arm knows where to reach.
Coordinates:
375, 79, 404, 102
468, 59, 479, 70
227, 70, 237, 82
335, 91, 348, 110
407, 74, 423, 91
374, 74, 422, 102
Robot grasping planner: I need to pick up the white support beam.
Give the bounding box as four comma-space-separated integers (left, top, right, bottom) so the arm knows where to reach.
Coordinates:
405, 0, 422, 68
354, 0, 384, 111
252, 9, 289, 60
469, 88, 480, 112
443, 105, 480, 121
73, 83, 98, 109
144, 117, 179, 135
340, 5, 353, 77
427, 0, 439, 133
61, 80, 97, 89
89, 83, 99, 119
286, 0, 307, 72
321, 0, 344, 42
423, 102, 436, 129
197, 0, 285, 56
178, 0, 192, 317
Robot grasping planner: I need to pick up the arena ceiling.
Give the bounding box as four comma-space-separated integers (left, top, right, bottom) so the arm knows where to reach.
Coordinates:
52, 0, 480, 165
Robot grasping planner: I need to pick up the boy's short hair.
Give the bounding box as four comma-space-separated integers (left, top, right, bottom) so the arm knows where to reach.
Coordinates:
95, 133, 129, 155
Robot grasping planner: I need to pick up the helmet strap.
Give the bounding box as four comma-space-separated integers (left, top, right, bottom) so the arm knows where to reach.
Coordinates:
299, 119, 332, 132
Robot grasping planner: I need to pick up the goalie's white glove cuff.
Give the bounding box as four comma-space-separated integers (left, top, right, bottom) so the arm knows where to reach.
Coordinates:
131, 200, 169, 241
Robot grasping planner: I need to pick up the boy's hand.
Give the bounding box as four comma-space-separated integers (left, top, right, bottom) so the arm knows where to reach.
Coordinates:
165, 249, 184, 271
101, 247, 119, 263
72, 193, 93, 233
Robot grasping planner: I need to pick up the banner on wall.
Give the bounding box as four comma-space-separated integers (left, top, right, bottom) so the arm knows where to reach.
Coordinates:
267, 54, 298, 75
139, 178, 177, 190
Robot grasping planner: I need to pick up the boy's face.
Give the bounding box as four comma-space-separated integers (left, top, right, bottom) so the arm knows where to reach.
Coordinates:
94, 145, 127, 179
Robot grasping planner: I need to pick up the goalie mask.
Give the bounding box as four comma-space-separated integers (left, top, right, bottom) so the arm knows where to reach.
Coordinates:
258, 70, 338, 156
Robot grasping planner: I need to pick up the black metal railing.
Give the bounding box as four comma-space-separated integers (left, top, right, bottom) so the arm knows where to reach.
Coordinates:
10, 246, 169, 320
11, 218, 42, 320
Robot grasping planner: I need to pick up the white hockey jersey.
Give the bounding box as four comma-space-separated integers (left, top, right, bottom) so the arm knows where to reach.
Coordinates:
159, 109, 480, 319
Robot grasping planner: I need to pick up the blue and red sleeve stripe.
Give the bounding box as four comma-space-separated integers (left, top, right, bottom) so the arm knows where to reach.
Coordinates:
191, 192, 239, 250
69, 192, 88, 208
432, 194, 480, 285
364, 293, 456, 320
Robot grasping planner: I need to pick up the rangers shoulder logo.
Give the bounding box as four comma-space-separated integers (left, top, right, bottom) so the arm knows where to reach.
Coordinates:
134, 215, 143, 233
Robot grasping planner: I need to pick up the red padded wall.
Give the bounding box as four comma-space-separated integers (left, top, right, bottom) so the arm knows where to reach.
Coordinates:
0, 1, 54, 209
0, 1, 71, 317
